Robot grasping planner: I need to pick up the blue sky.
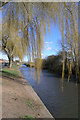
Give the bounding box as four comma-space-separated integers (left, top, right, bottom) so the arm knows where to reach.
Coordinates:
23, 23, 62, 61
41, 23, 62, 59
0, 9, 62, 61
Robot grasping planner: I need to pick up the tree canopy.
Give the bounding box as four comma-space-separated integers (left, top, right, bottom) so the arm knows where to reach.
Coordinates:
1, 2, 79, 81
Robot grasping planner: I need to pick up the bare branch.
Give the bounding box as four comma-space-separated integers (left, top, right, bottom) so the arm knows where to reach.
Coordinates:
0, 2, 8, 7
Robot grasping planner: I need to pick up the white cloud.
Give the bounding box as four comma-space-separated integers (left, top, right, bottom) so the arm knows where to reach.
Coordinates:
46, 47, 52, 50
54, 48, 58, 52
45, 42, 49, 44
45, 41, 52, 44
41, 53, 45, 58
41, 53, 44, 56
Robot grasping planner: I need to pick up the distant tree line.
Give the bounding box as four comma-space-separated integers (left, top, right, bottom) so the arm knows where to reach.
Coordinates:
42, 52, 80, 83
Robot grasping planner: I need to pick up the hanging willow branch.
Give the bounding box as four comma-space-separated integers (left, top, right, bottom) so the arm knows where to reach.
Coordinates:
1, 2, 79, 82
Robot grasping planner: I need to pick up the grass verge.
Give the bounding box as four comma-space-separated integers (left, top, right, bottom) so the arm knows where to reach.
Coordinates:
1, 67, 19, 77
20, 115, 35, 119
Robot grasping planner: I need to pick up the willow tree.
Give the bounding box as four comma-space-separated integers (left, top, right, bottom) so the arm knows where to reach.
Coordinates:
2, 24, 27, 67
2, 9, 27, 67
1, 2, 79, 81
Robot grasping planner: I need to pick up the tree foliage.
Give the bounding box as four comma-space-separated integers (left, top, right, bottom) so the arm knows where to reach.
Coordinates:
1, 2, 79, 81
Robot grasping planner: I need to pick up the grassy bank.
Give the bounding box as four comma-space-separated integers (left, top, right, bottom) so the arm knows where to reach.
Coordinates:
1, 65, 20, 78
1, 68, 19, 77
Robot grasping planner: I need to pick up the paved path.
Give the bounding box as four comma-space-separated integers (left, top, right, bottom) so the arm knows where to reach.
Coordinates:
2, 76, 54, 119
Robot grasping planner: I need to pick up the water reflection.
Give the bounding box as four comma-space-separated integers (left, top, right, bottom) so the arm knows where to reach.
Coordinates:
19, 65, 78, 118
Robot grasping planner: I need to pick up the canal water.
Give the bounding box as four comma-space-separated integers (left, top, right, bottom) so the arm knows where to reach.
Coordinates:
19, 65, 78, 118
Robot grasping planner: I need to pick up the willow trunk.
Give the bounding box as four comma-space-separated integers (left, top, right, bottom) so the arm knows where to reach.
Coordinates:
8, 57, 12, 68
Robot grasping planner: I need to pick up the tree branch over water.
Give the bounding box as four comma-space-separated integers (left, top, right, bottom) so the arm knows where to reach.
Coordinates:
1, 2, 79, 82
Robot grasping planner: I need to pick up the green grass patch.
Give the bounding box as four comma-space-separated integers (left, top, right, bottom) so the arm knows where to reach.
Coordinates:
20, 115, 35, 119
21, 98, 34, 109
1, 68, 19, 77
12, 65, 18, 68
0, 71, 2, 75
27, 98, 34, 109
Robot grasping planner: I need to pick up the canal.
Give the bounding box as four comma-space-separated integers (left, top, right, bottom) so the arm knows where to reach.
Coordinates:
19, 65, 78, 118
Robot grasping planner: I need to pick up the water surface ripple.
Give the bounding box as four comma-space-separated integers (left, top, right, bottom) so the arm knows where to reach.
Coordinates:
19, 65, 78, 118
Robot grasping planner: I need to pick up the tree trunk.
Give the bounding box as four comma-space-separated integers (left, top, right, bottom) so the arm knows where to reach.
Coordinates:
9, 57, 12, 68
